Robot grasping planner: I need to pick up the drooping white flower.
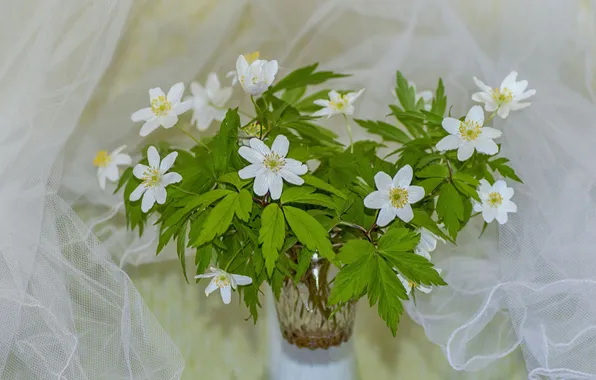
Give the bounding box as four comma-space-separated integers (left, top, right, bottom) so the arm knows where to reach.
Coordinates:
415, 227, 445, 259
187, 73, 233, 131
436, 105, 502, 161
195, 266, 253, 305
235, 54, 278, 96
472, 71, 536, 119
312, 89, 365, 119
397, 273, 433, 295
238, 135, 308, 200
227, 51, 261, 86
363, 165, 425, 226
93, 145, 132, 190
473, 179, 517, 224
131, 83, 192, 136
130, 146, 182, 213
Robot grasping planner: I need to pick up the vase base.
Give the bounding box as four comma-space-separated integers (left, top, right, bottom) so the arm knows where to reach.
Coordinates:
281, 328, 352, 350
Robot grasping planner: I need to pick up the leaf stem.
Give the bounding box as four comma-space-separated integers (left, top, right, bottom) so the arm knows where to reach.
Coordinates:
485, 110, 498, 124
336, 221, 373, 243
175, 125, 210, 152
342, 114, 354, 153
171, 185, 201, 197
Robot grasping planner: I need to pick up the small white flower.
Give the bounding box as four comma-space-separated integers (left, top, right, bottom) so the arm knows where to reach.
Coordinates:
236, 54, 278, 96
397, 273, 433, 295
473, 179, 517, 224
195, 266, 253, 305
436, 105, 502, 161
363, 165, 425, 226
227, 51, 261, 86
93, 145, 132, 190
415, 227, 445, 259
312, 89, 365, 119
238, 135, 308, 200
129, 146, 182, 213
187, 73, 233, 131
472, 71, 536, 119
131, 83, 192, 137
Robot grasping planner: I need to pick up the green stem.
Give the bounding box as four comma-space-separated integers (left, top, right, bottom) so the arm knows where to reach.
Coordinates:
250, 96, 261, 115
485, 109, 498, 124
175, 125, 210, 151
343, 114, 354, 153
171, 185, 200, 197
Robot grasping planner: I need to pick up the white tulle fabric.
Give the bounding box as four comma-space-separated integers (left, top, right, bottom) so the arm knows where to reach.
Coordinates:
9, 0, 596, 378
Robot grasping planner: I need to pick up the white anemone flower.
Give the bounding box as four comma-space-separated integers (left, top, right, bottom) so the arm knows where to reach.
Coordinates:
195, 266, 253, 305
472, 71, 536, 119
474, 179, 517, 224
363, 165, 425, 226
312, 89, 365, 118
187, 73, 233, 131
415, 227, 445, 259
93, 145, 132, 190
235, 54, 278, 96
397, 273, 433, 295
238, 135, 308, 200
227, 51, 260, 86
130, 146, 182, 213
131, 83, 192, 136
436, 105, 502, 161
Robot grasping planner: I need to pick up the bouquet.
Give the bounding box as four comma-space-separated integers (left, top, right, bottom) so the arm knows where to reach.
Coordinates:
95, 52, 533, 337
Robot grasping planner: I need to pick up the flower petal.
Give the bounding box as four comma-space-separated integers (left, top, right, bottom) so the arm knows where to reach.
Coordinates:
374, 171, 392, 191
501, 200, 517, 213
190, 81, 206, 98
312, 108, 334, 118
417, 284, 433, 294
407, 185, 425, 204
395, 204, 414, 223
346, 88, 365, 104
238, 164, 262, 179
236, 55, 249, 76
509, 102, 531, 111
194, 272, 217, 279
238, 146, 264, 165
473, 77, 492, 92
162, 172, 182, 186
232, 274, 253, 286
139, 119, 160, 137
268, 173, 283, 200
313, 99, 330, 107
397, 274, 412, 295
173, 100, 192, 115
497, 105, 511, 119
149, 87, 165, 100
436, 135, 461, 151
482, 207, 497, 223
364, 191, 388, 209
279, 169, 304, 186
153, 185, 167, 204
167, 82, 185, 103
481, 127, 502, 139
161, 114, 178, 129
220, 285, 232, 304
495, 210, 509, 224
112, 154, 132, 166
249, 138, 271, 156
133, 164, 149, 179
284, 159, 308, 175
129, 183, 147, 201
465, 105, 485, 125
457, 143, 475, 161
329, 90, 341, 102
478, 179, 491, 194
131, 107, 153, 122
104, 165, 119, 182
376, 206, 396, 227
97, 171, 107, 190
471, 91, 493, 104
147, 146, 160, 168
205, 72, 221, 93
515, 89, 536, 101
253, 173, 269, 196
442, 117, 461, 135
212, 87, 233, 108
141, 189, 156, 212
393, 165, 413, 188
160, 151, 178, 172
475, 138, 499, 156
204, 278, 218, 296
500, 71, 518, 90
271, 135, 289, 157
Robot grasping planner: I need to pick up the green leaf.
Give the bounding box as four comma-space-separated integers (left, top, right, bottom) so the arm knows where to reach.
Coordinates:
367, 256, 405, 336
395, 71, 417, 111
281, 86, 307, 105
417, 164, 449, 178
195, 193, 238, 246
436, 183, 464, 238
302, 174, 347, 199
156, 226, 176, 255
294, 248, 314, 282
211, 109, 240, 175
416, 178, 444, 195
195, 244, 212, 281
453, 179, 481, 202
218, 172, 251, 190
431, 78, 447, 116
378, 228, 420, 254
259, 204, 286, 276
283, 206, 335, 262
272, 63, 348, 92
328, 255, 371, 305
410, 209, 454, 244
354, 119, 410, 144
337, 239, 376, 265
114, 167, 133, 194
235, 189, 253, 222
453, 171, 479, 187
380, 249, 445, 287
177, 222, 189, 283
281, 186, 337, 211
294, 89, 332, 113
496, 164, 523, 183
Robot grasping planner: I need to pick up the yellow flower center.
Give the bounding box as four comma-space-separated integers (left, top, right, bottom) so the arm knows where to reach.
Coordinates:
215, 275, 230, 288
150, 95, 172, 117
244, 51, 260, 64
263, 153, 285, 173
492, 87, 513, 104
242, 121, 262, 137
389, 187, 409, 209
142, 167, 162, 188
93, 150, 111, 167
329, 95, 348, 111
487, 192, 503, 208
408, 280, 416, 289
458, 120, 482, 141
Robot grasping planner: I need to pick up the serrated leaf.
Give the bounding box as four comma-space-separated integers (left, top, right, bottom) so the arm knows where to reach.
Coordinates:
453, 171, 479, 187
417, 178, 444, 195
496, 164, 523, 183
177, 222, 189, 283
354, 119, 410, 144
211, 109, 240, 175
272, 63, 348, 92
337, 239, 375, 265
453, 179, 481, 202
488, 157, 510, 170
195, 244, 212, 281
114, 167, 133, 194
294, 248, 314, 282
395, 71, 417, 111
380, 249, 446, 287
367, 256, 405, 336
302, 174, 347, 199
283, 206, 335, 262
410, 209, 454, 244
235, 189, 253, 222
281, 186, 337, 211
417, 164, 449, 178
156, 226, 176, 255
281, 86, 307, 104
195, 193, 238, 246
196, 189, 235, 209
328, 255, 371, 305
431, 78, 447, 116
436, 183, 464, 238
378, 228, 420, 253
218, 172, 251, 190
259, 204, 286, 276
